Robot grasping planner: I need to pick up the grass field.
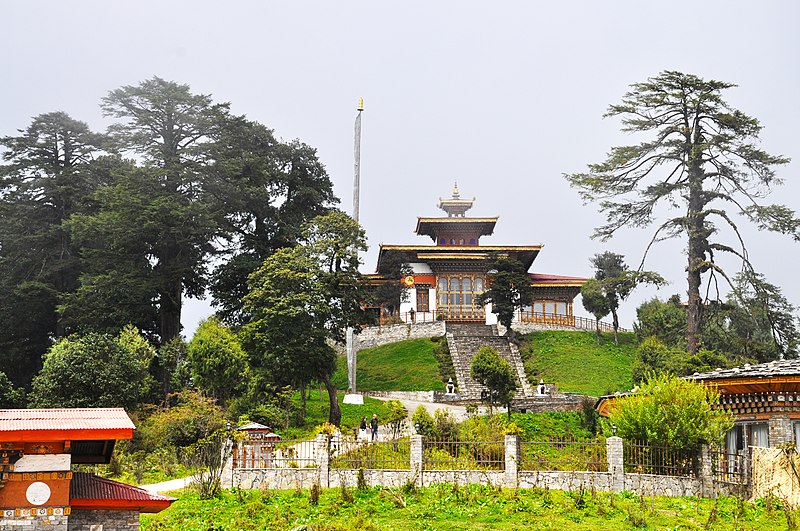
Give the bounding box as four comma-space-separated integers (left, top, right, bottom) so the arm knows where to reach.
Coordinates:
141, 485, 788, 530
332, 338, 443, 391
520, 331, 637, 397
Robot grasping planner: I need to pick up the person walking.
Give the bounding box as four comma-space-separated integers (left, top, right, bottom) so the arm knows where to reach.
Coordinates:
370, 414, 379, 441
359, 417, 368, 442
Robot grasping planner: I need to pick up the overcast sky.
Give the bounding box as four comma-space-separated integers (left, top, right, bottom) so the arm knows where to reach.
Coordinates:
3, 1, 799, 337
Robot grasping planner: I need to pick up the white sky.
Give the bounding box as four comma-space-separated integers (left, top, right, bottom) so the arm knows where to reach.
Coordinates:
3, 1, 799, 338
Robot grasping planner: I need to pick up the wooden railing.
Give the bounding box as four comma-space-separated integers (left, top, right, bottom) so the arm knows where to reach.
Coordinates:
374, 310, 627, 332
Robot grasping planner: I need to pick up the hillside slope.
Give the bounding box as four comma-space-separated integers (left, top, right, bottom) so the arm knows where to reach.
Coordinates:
333, 331, 636, 397
520, 331, 636, 397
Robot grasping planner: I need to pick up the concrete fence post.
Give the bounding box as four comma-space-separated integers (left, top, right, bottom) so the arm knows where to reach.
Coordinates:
316, 434, 330, 488
606, 436, 624, 492
699, 445, 715, 497
505, 434, 520, 488
411, 435, 424, 486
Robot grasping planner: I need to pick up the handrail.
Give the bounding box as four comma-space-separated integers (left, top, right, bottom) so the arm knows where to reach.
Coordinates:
371, 309, 627, 332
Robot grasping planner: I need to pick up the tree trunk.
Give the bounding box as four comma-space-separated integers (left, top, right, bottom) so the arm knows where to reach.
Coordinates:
686, 133, 706, 357
611, 308, 620, 346
300, 380, 307, 420
322, 373, 341, 426
159, 281, 182, 342
595, 319, 601, 344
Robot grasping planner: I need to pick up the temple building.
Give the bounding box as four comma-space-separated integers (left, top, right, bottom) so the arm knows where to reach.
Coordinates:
371, 185, 587, 325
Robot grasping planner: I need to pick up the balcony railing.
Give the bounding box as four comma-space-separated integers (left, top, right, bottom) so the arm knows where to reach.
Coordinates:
373, 309, 626, 332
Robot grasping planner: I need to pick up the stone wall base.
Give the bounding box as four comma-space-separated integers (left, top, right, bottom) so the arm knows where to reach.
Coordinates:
67, 510, 139, 531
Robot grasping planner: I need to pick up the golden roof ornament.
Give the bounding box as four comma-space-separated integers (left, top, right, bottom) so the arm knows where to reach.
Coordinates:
438, 182, 475, 217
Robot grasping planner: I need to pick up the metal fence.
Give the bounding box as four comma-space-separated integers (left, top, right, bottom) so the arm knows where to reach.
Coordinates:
423, 437, 505, 470
232, 439, 318, 469
709, 447, 747, 485
519, 437, 606, 472
623, 441, 700, 477
330, 439, 411, 470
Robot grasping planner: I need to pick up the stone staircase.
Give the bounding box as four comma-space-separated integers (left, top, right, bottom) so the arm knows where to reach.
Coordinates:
445, 323, 535, 401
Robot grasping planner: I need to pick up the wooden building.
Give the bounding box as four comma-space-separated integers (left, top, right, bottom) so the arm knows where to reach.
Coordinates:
596, 359, 800, 454
370, 184, 587, 324
0, 408, 174, 530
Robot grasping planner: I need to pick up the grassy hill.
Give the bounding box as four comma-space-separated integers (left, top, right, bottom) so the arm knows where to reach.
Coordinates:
332, 338, 445, 392
519, 331, 636, 397
332, 331, 636, 397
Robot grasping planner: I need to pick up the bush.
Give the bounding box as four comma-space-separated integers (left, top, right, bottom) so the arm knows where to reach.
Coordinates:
608, 373, 733, 449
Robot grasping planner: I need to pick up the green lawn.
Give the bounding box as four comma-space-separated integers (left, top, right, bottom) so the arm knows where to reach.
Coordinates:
141, 486, 786, 530
520, 331, 636, 397
332, 338, 443, 391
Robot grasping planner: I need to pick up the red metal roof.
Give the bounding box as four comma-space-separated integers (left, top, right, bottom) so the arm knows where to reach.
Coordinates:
70, 473, 175, 513
0, 409, 135, 442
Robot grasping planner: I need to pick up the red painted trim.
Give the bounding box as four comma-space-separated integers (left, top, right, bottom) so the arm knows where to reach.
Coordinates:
0, 428, 134, 443
70, 498, 174, 513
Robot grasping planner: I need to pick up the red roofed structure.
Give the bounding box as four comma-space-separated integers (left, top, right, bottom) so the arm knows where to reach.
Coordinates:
70, 473, 175, 513
0, 408, 174, 530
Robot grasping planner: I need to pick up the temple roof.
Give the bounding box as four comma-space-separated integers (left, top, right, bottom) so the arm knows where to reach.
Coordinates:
70, 473, 176, 513
377, 244, 542, 272
415, 217, 498, 240
529, 273, 588, 287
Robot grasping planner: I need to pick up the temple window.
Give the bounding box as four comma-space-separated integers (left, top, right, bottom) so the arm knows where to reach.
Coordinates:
470, 238, 476, 245
437, 275, 485, 320
439, 238, 446, 245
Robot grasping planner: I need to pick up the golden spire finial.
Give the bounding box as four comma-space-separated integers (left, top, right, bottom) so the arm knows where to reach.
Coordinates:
357, 97, 364, 111
452, 181, 460, 199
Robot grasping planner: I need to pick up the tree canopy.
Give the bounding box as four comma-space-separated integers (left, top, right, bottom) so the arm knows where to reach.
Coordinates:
470, 346, 517, 418
567, 71, 796, 356
476, 254, 532, 340
30, 326, 155, 409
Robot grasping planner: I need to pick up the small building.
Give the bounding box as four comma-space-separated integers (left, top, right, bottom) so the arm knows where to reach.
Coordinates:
369, 184, 588, 325
232, 423, 282, 469
596, 359, 800, 454
686, 360, 800, 452
0, 408, 175, 530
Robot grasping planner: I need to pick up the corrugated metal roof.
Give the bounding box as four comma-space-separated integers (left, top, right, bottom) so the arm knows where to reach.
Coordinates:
688, 359, 800, 381
71, 473, 175, 503
0, 408, 135, 432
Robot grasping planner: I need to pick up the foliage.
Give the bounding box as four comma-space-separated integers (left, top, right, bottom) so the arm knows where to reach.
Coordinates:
608, 373, 733, 449
30, 326, 154, 409
580, 279, 611, 340
180, 427, 236, 499
520, 331, 636, 396
187, 318, 248, 404
470, 346, 517, 417
0, 112, 107, 386
142, 486, 788, 530
632, 336, 730, 381
152, 337, 192, 405
136, 390, 226, 451
332, 338, 444, 391
411, 407, 458, 441
475, 254, 533, 339
0, 372, 24, 408
207, 117, 336, 325
634, 295, 687, 347
241, 212, 369, 426
585, 252, 665, 344
384, 400, 409, 441
567, 70, 795, 356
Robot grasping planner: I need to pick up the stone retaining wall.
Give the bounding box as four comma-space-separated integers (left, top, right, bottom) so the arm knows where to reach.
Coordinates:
339, 322, 446, 353
67, 510, 139, 531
